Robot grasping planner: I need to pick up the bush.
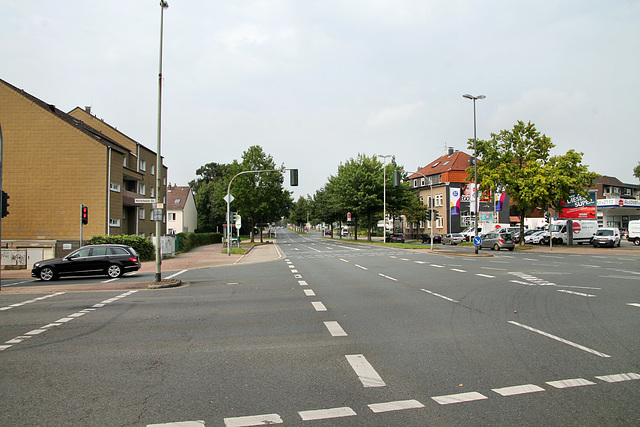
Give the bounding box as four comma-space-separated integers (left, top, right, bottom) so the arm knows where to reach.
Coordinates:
177, 232, 222, 253
87, 235, 156, 261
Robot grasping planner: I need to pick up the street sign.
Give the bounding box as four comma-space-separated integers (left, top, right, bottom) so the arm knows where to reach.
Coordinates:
224, 193, 234, 203
151, 209, 163, 221
135, 198, 155, 204
473, 236, 482, 246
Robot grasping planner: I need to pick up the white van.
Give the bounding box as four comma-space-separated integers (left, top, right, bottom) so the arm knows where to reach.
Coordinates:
550, 220, 598, 245
628, 220, 640, 246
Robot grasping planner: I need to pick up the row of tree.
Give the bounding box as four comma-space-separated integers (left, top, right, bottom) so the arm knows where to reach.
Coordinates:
191, 121, 635, 244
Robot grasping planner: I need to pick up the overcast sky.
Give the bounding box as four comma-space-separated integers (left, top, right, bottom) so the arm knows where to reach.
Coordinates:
3, 1, 639, 199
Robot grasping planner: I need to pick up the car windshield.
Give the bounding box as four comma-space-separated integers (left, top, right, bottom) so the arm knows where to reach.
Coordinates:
596, 229, 613, 236
452, 234, 463, 238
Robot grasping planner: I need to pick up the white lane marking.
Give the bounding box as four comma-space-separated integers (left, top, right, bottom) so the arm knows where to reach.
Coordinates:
389, 256, 397, 259
290, 270, 298, 273
294, 274, 302, 279
303, 289, 316, 297
546, 378, 596, 389
481, 267, 507, 271
324, 321, 347, 337
595, 373, 640, 383
345, 354, 386, 387
355, 264, 368, 270
311, 302, 327, 312
432, 392, 488, 405
627, 303, 640, 308
298, 407, 356, 421
523, 258, 537, 261
451, 268, 466, 273
476, 274, 495, 278
378, 273, 397, 281
508, 321, 611, 358
223, 413, 283, 426
288, 265, 295, 268
600, 275, 640, 281
25, 329, 47, 335
510, 280, 535, 286
101, 278, 119, 283
340, 258, 349, 263
147, 421, 205, 426
304, 245, 322, 253
421, 289, 459, 303
401, 258, 410, 261
1, 279, 37, 287
0, 292, 66, 311
297, 280, 308, 286
492, 384, 545, 396
368, 399, 425, 413
431, 264, 444, 268
557, 289, 596, 297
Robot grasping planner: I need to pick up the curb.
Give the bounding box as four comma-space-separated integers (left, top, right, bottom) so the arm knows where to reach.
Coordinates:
148, 279, 183, 289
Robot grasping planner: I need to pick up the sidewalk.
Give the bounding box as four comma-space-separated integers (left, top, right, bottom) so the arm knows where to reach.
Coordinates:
0, 242, 284, 294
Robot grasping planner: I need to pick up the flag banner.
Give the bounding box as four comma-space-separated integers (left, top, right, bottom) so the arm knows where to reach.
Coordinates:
450, 187, 461, 215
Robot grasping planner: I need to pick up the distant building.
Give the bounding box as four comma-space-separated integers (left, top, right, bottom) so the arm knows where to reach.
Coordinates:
405, 148, 510, 237
0, 78, 167, 266
166, 184, 197, 234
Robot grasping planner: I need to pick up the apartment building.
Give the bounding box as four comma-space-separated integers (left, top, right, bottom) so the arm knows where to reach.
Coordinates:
0, 78, 167, 262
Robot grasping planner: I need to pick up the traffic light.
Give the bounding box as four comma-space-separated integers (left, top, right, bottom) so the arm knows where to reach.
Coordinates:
426, 209, 440, 222
544, 212, 550, 222
81, 205, 88, 225
392, 170, 401, 187
290, 169, 298, 186
1, 191, 9, 218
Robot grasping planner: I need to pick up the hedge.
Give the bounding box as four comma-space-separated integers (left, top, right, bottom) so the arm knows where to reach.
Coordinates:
87, 235, 156, 261
177, 232, 222, 253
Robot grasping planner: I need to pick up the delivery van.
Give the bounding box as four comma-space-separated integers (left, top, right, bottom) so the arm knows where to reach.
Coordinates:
550, 219, 598, 245
628, 220, 640, 246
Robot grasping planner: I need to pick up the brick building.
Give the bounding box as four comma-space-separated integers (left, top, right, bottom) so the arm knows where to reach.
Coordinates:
0, 78, 167, 265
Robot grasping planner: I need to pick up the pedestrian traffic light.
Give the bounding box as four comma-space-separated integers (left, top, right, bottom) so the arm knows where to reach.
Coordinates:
1, 191, 9, 218
392, 170, 401, 187
290, 169, 298, 186
81, 205, 88, 225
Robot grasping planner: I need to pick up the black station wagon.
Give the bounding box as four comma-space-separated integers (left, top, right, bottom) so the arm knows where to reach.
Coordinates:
32, 244, 141, 281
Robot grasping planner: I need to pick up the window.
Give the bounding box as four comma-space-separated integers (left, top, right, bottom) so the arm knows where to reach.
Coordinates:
139, 184, 146, 195
123, 156, 127, 168
413, 179, 418, 188
432, 162, 440, 168
150, 187, 155, 198
139, 208, 145, 220
139, 159, 146, 171
109, 218, 121, 227
168, 213, 176, 221
92, 247, 108, 256
174, 198, 181, 204
427, 196, 432, 207
151, 165, 155, 175
436, 217, 444, 229
420, 178, 425, 187
110, 182, 121, 192
435, 194, 444, 207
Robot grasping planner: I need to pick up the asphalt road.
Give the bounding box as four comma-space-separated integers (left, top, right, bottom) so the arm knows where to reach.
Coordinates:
1, 228, 639, 426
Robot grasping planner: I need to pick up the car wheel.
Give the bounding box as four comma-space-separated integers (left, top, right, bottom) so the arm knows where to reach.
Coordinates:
107, 264, 123, 278
508, 247, 514, 251
493, 244, 500, 251
635, 239, 640, 246
39, 267, 57, 281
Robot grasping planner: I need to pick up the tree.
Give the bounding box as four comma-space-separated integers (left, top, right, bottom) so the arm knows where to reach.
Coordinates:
227, 146, 292, 242
469, 120, 597, 243
634, 162, 640, 181
189, 162, 229, 232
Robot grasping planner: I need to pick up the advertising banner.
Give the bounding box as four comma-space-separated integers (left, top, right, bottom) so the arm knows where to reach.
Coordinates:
450, 187, 461, 215
495, 189, 506, 211
558, 191, 597, 219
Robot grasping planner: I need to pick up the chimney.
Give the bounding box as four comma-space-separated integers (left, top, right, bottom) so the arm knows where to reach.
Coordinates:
448, 147, 454, 156
85, 106, 92, 114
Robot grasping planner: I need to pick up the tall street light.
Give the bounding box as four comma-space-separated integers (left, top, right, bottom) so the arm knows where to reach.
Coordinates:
463, 94, 485, 255
154, 0, 169, 283
378, 154, 391, 243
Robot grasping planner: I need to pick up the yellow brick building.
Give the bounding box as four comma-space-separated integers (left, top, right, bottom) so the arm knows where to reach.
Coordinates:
0, 78, 167, 259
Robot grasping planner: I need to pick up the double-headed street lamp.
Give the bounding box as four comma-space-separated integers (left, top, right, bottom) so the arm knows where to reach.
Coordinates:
463, 94, 485, 255
378, 154, 392, 243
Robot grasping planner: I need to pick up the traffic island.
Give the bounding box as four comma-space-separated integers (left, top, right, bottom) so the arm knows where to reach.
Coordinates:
148, 278, 182, 289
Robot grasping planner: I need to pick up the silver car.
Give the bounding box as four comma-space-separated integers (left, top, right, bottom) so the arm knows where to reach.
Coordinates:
479, 232, 515, 251
442, 233, 465, 245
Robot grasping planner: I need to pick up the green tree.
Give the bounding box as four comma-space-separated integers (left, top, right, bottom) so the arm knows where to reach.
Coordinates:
227, 146, 292, 242
189, 162, 229, 232
634, 162, 640, 181
470, 120, 597, 243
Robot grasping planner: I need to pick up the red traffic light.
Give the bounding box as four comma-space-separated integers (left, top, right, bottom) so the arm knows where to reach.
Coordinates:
81, 205, 88, 225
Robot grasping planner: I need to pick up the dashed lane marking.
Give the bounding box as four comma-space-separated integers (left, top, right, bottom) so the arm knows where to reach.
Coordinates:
432, 391, 488, 405
368, 399, 425, 413
378, 273, 398, 281
303, 289, 316, 296
546, 378, 596, 389
0, 292, 66, 311
324, 321, 348, 337
627, 303, 640, 308
345, 354, 386, 387
476, 273, 496, 278
311, 302, 327, 312
355, 264, 368, 270
421, 289, 459, 303
492, 384, 545, 396
223, 413, 283, 426
298, 407, 356, 421
557, 289, 596, 297
595, 373, 640, 382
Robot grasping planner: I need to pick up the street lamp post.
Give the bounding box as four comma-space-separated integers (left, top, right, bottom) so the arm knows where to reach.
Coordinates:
463, 94, 485, 255
378, 155, 391, 243
154, 0, 169, 283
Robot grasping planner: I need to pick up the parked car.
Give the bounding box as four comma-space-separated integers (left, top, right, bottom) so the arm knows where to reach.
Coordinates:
31, 244, 141, 281
442, 233, 465, 245
421, 233, 442, 244
385, 233, 405, 243
524, 230, 545, 244
479, 232, 515, 251
590, 227, 621, 248
533, 231, 549, 244
461, 226, 482, 241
